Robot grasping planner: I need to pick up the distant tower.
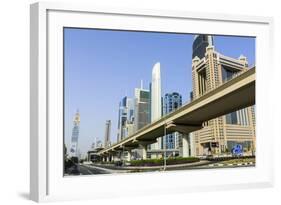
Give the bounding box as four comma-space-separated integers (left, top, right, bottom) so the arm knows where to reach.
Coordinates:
69, 110, 80, 157
104, 120, 111, 148
150, 62, 162, 152
151, 62, 162, 122
192, 35, 214, 59
134, 86, 150, 132
91, 137, 97, 149
163, 92, 182, 150
96, 139, 103, 148
117, 96, 135, 142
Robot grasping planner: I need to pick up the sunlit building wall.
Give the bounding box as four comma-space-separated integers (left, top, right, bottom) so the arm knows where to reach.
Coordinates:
191, 35, 256, 156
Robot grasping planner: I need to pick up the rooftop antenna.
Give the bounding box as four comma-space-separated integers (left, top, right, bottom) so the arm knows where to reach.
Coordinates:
141, 79, 143, 89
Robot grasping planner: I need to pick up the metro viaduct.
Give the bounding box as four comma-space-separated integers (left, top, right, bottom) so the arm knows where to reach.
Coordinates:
98, 68, 255, 161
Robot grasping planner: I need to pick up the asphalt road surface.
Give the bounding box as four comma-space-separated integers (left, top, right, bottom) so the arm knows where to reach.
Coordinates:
79, 164, 109, 175
66, 164, 110, 175
66, 161, 255, 176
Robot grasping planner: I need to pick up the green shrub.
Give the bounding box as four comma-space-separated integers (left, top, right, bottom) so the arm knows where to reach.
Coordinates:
129, 157, 200, 167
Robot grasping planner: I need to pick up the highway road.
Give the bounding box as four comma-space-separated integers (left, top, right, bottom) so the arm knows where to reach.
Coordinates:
78, 164, 110, 175
65, 159, 255, 175
65, 164, 110, 175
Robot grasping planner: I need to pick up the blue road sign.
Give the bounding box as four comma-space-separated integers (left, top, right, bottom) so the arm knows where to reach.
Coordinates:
231, 144, 243, 156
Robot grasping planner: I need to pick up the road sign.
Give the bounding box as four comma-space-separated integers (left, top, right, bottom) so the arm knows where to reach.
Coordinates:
231, 144, 243, 156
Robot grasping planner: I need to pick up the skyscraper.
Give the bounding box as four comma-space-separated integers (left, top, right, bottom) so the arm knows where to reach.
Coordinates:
132, 83, 151, 160
150, 62, 162, 154
191, 35, 255, 156
163, 92, 182, 150
69, 110, 80, 157
151, 62, 162, 122
134, 86, 150, 131
117, 96, 135, 142
104, 120, 111, 148
192, 35, 214, 59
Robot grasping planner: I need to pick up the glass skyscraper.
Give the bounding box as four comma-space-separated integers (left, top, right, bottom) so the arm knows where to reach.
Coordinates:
192, 35, 214, 59
163, 92, 183, 150
117, 96, 135, 142
134, 88, 151, 131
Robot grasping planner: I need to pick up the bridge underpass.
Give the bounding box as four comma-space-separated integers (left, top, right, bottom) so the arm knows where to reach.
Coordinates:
98, 68, 255, 161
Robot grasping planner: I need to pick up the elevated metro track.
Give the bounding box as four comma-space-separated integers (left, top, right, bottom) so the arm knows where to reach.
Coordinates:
99, 68, 255, 155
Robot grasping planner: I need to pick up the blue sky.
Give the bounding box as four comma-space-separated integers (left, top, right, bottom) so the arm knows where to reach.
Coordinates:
64, 28, 255, 156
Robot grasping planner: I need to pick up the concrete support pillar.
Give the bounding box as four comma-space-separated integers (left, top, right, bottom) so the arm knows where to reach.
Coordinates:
150, 154, 157, 159
127, 151, 131, 161
140, 144, 147, 160
189, 133, 196, 157
113, 155, 118, 162
121, 151, 125, 162
118, 152, 121, 161
182, 134, 190, 157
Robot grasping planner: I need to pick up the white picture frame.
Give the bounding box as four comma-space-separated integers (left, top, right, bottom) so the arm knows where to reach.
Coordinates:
30, 1, 274, 202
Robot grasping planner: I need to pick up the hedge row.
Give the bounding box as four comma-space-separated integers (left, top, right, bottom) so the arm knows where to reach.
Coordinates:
129, 157, 200, 167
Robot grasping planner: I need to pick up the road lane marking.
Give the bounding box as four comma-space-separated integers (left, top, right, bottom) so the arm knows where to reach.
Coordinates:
83, 164, 128, 174
80, 165, 94, 175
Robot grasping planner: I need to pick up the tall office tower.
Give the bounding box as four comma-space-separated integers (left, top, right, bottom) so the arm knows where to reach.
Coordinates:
132, 83, 151, 160
191, 36, 256, 156
134, 86, 150, 131
192, 35, 214, 60
117, 96, 135, 142
104, 120, 111, 148
151, 62, 162, 122
150, 62, 162, 154
69, 110, 80, 157
163, 92, 182, 150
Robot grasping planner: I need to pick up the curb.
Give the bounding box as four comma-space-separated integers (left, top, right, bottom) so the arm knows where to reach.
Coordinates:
208, 162, 255, 167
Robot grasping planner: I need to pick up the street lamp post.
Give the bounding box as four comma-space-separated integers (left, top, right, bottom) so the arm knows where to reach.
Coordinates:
163, 121, 167, 171
122, 145, 125, 166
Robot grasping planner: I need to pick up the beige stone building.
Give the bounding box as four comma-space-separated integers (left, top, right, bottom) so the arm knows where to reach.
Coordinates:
191, 36, 256, 156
